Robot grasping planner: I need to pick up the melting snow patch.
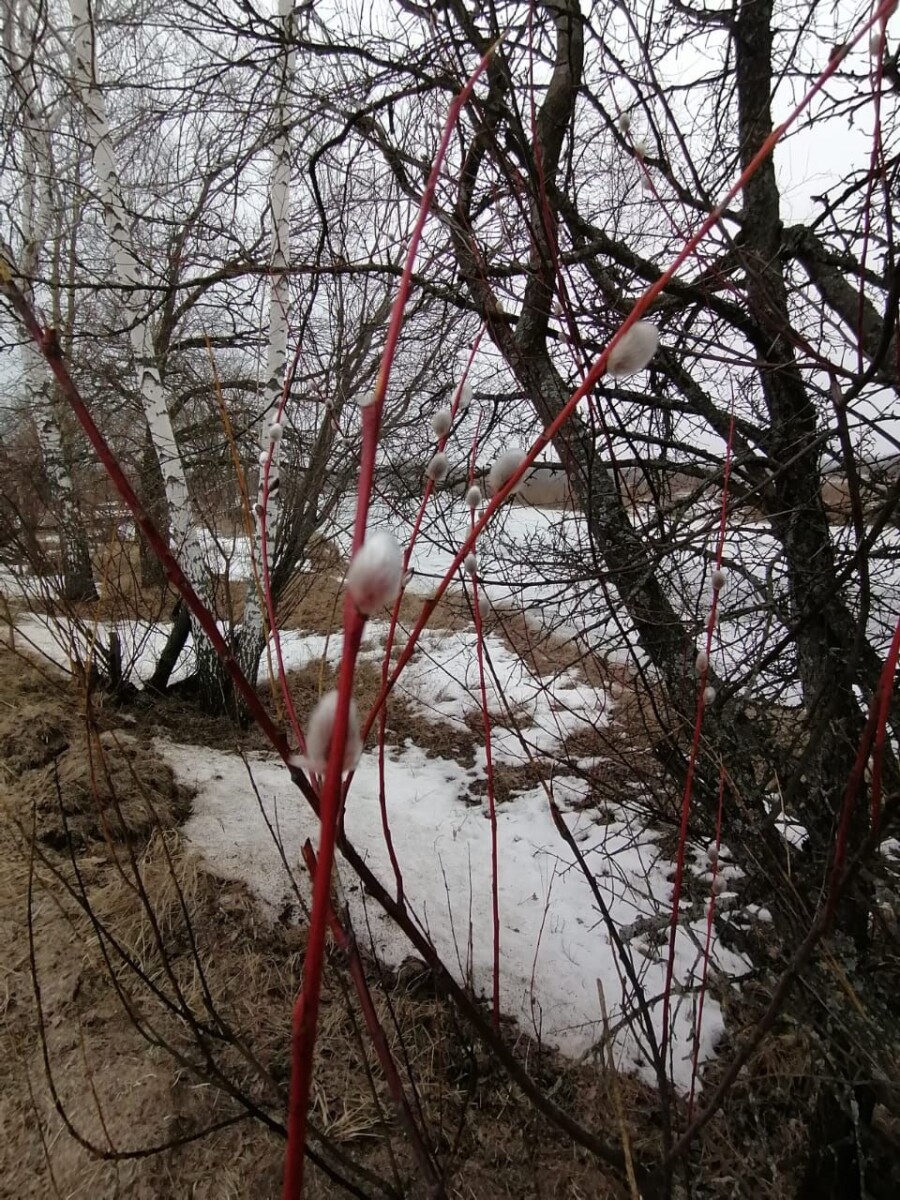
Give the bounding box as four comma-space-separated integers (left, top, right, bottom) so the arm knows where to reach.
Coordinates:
392, 627, 609, 758
162, 738, 749, 1093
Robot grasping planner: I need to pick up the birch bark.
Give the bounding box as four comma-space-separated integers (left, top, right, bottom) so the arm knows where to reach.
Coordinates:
235, 0, 295, 685
68, 0, 216, 689
68, 0, 204, 584
6, 0, 97, 602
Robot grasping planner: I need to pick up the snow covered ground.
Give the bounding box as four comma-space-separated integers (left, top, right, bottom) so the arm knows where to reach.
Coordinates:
5, 589, 749, 1095
6, 611, 609, 760
4, 496, 897, 1097
159, 736, 748, 1094
7, 498, 899, 706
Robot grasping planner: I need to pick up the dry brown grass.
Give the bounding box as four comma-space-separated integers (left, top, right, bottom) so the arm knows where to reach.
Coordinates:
23, 729, 191, 848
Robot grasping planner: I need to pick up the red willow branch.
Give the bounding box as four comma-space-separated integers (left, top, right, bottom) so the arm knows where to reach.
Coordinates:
300, 842, 445, 1198
283, 34, 508, 1199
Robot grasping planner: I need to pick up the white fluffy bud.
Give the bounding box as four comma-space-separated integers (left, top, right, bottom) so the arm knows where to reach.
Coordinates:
357, 389, 377, 408
345, 531, 403, 615
703, 686, 717, 705
478, 592, 490, 618
457, 380, 473, 411
465, 484, 482, 510
294, 691, 362, 774
633, 139, 648, 159
488, 448, 528, 495
607, 321, 659, 378
464, 551, 477, 576
426, 452, 450, 482
609, 680, 624, 701
258, 450, 270, 466
268, 421, 284, 441
617, 111, 631, 133
695, 649, 709, 674
431, 408, 452, 438
705, 843, 718, 865
711, 567, 727, 590
711, 874, 726, 896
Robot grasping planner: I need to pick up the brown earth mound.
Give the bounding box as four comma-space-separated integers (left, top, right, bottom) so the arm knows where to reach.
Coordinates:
0, 652, 190, 848
0, 699, 70, 773
22, 729, 190, 848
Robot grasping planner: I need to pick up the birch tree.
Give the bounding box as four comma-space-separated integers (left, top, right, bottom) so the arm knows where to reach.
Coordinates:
66, 0, 222, 688
233, 0, 294, 685
3, 0, 96, 602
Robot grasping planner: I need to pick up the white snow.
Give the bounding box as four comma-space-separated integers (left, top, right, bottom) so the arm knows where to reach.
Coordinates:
12, 613, 195, 686
8, 612, 394, 693
162, 737, 748, 1093
8, 504, 898, 717
390, 625, 610, 759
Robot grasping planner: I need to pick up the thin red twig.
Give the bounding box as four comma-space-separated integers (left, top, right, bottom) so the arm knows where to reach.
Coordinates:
659, 413, 734, 1072
688, 766, 727, 1118
283, 39, 504, 1198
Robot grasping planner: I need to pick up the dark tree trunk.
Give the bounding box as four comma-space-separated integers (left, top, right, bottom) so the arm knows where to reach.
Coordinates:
147, 601, 191, 692
58, 503, 98, 603
34, 390, 98, 603
799, 1078, 875, 1200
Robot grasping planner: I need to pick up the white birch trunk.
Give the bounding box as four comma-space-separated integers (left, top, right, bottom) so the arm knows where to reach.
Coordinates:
68, 0, 205, 594
66, 0, 225, 700
8, 0, 97, 602
237, 0, 295, 681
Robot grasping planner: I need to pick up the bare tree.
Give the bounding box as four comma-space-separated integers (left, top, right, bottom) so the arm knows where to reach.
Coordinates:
2, 0, 97, 601
230, 0, 900, 1191
4, 1, 900, 1196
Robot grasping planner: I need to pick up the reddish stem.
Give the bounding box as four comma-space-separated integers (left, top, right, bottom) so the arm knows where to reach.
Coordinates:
300, 842, 443, 1195
660, 412, 734, 1072
372, 334, 485, 903
688, 767, 726, 1118
283, 42, 503, 1198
